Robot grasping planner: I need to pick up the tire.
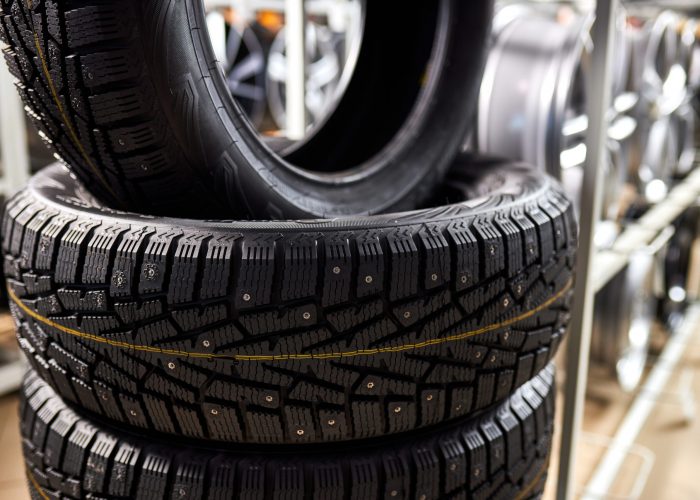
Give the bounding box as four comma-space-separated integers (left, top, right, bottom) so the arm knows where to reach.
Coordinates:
591, 252, 654, 392
4, 157, 576, 445
22, 365, 556, 500
0, 0, 493, 219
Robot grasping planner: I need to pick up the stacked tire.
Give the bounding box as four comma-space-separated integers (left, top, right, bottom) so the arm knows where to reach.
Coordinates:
0, 1, 577, 499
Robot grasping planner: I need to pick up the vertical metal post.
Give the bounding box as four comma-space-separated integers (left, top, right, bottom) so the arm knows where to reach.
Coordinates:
285, 0, 306, 139
556, 0, 618, 498
0, 53, 30, 195
206, 10, 228, 66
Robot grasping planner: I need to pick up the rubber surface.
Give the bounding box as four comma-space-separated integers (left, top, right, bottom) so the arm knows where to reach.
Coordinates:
0, 0, 493, 218
22, 365, 555, 500
4, 158, 576, 444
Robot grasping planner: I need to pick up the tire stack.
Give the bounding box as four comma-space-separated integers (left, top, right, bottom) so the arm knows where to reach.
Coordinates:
0, 1, 577, 499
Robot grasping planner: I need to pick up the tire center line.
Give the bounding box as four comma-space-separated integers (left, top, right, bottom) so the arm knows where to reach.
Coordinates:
26, 467, 49, 500
8, 278, 572, 362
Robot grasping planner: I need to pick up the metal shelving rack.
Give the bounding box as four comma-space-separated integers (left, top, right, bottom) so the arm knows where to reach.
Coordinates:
555, 1, 700, 498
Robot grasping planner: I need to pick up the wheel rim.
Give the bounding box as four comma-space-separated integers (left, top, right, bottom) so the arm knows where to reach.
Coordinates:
478, 5, 633, 221
205, 9, 267, 127
592, 252, 654, 392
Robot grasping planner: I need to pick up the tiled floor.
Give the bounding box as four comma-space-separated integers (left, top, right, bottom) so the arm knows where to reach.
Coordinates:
1, 311, 699, 500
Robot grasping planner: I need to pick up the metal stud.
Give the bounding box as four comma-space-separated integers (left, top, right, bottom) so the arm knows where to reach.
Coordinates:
210, 408, 219, 415
403, 311, 411, 319
296, 429, 304, 436
390, 491, 398, 497
503, 297, 510, 307
450, 463, 457, 471
394, 406, 402, 414
144, 263, 158, 281
366, 381, 374, 389
265, 395, 274, 403
113, 271, 127, 288
426, 394, 433, 401
431, 273, 438, 282
202, 340, 211, 348
327, 419, 336, 426
242, 293, 252, 302
303, 311, 312, 320
461, 275, 468, 284
332, 266, 341, 275
130, 410, 137, 416
167, 362, 176, 370
364, 275, 373, 284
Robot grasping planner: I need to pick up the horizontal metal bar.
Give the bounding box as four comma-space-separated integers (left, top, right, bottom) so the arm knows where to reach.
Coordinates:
592, 168, 700, 292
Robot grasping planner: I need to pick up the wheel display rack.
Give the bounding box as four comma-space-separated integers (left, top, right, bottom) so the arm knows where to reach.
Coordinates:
557, 0, 700, 499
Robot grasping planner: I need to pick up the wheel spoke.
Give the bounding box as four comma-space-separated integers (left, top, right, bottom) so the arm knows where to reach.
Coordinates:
228, 52, 265, 83
308, 55, 340, 88
267, 52, 287, 82
613, 92, 638, 114
608, 115, 637, 142
228, 81, 265, 101
225, 28, 243, 68
562, 114, 589, 138
560, 142, 587, 170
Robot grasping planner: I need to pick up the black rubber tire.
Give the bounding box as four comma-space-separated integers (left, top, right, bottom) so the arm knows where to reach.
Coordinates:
22, 365, 556, 500
0, 0, 493, 219
4, 157, 576, 445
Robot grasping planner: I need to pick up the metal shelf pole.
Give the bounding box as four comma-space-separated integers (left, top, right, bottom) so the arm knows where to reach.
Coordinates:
556, 0, 619, 498
0, 52, 30, 195
285, 0, 307, 139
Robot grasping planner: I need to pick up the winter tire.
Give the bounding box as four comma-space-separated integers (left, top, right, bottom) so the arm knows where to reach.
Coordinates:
22, 365, 556, 500
0, 0, 493, 218
4, 157, 576, 444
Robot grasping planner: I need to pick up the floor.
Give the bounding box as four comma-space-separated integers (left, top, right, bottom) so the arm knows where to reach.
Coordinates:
543, 308, 700, 499
0, 311, 699, 500
0, 390, 28, 500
